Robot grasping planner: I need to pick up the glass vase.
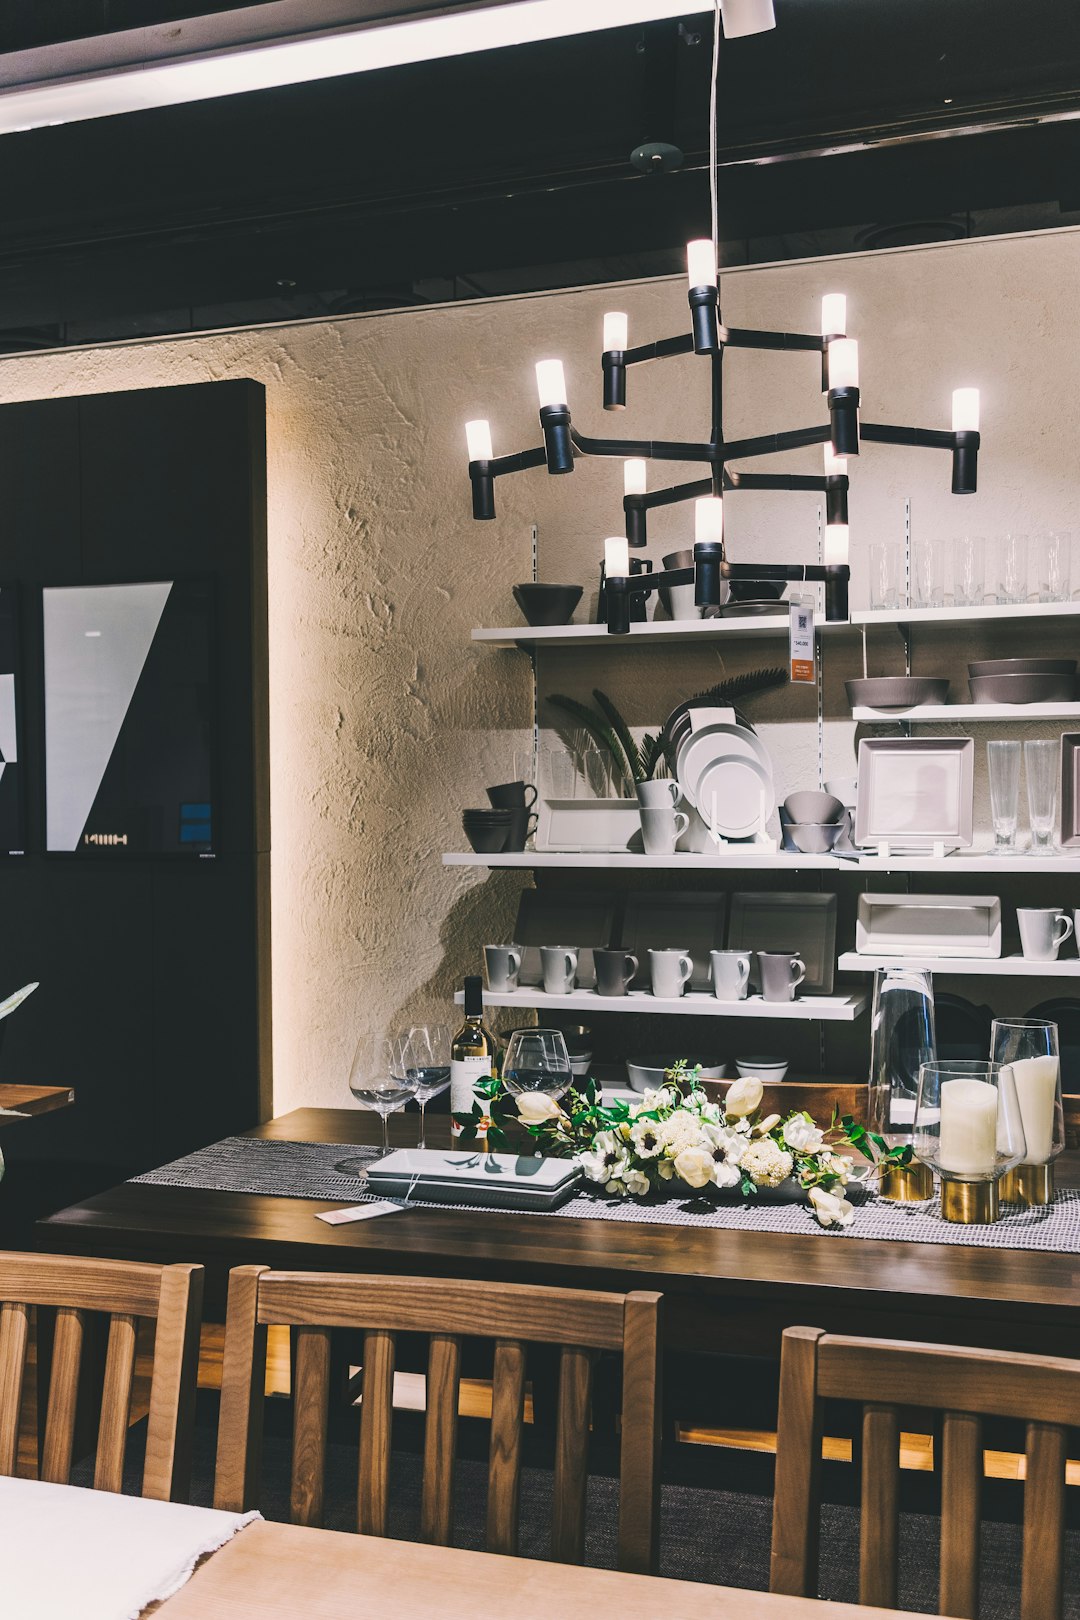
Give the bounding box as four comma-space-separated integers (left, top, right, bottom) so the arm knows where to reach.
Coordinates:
866, 967, 936, 1201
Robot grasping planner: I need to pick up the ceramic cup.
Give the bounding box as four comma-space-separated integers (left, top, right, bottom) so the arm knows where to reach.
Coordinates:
640, 806, 690, 855
540, 946, 578, 995
758, 952, 807, 1003
594, 949, 639, 997
648, 948, 694, 999
710, 950, 751, 1001
486, 780, 538, 810
636, 779, 680, 810
484, 944, 522, 992
503, 807, 538, 851
1017, 908, 1074, 962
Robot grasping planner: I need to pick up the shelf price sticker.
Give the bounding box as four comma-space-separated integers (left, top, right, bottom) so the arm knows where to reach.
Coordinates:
789, 596, 816, 683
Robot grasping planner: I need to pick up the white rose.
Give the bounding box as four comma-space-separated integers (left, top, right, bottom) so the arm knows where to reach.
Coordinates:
672, 1144, 717, 1189
624, 1168, 651, 1197
516, 1093, 565, 1124
724, 1076, 764, 1118
809, 1185, 855, 1228
782, 1116, 824, 1153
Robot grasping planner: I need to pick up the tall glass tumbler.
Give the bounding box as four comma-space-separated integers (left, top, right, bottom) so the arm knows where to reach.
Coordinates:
869, 541, 902, 611
987, 740, 1021, 854
1001, 532, 1028, 604
866, 967, 936, 1200
991, 1018, 1063, 1206
1024, 738, 1058, 852
950, 534, 985, 608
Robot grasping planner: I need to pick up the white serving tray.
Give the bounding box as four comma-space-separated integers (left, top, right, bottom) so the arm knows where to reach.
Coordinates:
855, 893, 1002, 958
854, 737, 974, 851
536, 797, 640, 853
366, 1148, 582, 1210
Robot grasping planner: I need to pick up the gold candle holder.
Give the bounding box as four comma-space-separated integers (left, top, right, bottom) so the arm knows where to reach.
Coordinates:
941, 1178, 999, 1224
879, 1161, 934, 1202
999, 1162, 1055, 1207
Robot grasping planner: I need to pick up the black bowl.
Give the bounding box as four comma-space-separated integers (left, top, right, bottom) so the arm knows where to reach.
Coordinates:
463, 822, 511, 853
512, 583, 583, 627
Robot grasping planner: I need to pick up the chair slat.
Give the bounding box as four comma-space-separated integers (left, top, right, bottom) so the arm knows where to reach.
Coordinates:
770, 1327, 825, 1597
0, 1300, 30, 1476
94, 1314, 137, 1494
617, 1293, 662, 1576
143, 1263, 202, 1501
551, 1345, 593, 1566
421, 1334, 461, 1545
939, 1411, 981, 1619
1021, 1420, 1067, 1620
41, 1305, 85, 1485
358, 1328, 395, 1537
214, 1265, 269, 1513
486, 1338, 526, 1556
291, 1325, 332, 1527
859, 1403, 900, 1609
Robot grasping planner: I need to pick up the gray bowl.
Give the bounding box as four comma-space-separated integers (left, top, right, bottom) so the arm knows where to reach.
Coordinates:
512, 583, 583, 626
969, 657, 1077, 678
783, 790, 845, 824
845, 676, 949, 710
969, 672, 1077, 704
788, 821, 844, 854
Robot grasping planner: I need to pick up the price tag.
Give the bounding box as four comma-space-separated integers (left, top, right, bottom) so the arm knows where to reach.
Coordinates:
789, 596, 816, 683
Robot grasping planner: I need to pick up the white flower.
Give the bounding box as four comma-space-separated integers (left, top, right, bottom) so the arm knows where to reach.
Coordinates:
809, 1185, 855, 1228
516, 1093, 565, 1124
605, 1177, 629, 1197
712, 1158, 742, 1190
656, 1158, 675, 1180
782, 1116, 825, 1153
752, 1113, 782, 1138
640, 1086, 674, 1111
630, 1117, 665, 1158
660, 1110, 704, 1152
672, 1144, 717, 1189
740, 1139, 794, 1188
579, 1130, 630, 1185
701, 1122, 746, 1163
624, 1168, 651, 1197
724, 1076, 764, 1118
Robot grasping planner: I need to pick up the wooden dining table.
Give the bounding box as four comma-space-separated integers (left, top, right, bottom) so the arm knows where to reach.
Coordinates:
35, 1107, 1080, 1363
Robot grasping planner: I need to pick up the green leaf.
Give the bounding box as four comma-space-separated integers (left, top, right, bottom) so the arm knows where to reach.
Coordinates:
546, 694, 634, 793
591, 688, 642, 785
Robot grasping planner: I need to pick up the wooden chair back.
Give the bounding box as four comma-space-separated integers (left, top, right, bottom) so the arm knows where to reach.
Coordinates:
770, 1325, 1080, 1620
0, 1251, 203, 1501
215, 1268, 663, 1573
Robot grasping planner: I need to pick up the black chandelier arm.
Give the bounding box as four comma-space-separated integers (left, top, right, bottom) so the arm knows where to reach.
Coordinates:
568, 426, 719, 464
468, 444, 547, 519
719, 326, 825, 354
721, 423, 833, 461
725, 470, 834, 492
861, 421, 981, 494
604, 557, 851, 633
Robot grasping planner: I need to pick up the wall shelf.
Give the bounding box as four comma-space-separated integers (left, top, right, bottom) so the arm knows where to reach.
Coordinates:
471, 616, 847, 649
852, 701, 1080, 723
838, 951, 1080, 976
454, 987, 868, 1020
445, 850, 1080, 875
852, 602, 1080, 627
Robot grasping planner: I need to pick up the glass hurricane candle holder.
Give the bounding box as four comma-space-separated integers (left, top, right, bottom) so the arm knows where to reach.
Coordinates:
914, 1059, 1027, 1224
866, 968, 936, 1201
991, 1018, 1063, 1207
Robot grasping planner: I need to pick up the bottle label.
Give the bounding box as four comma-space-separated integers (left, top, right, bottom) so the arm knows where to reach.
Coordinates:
451, 1055, 494, 1139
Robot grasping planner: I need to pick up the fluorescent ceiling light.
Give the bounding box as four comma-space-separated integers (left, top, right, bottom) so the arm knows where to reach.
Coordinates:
0, 0, 708, 135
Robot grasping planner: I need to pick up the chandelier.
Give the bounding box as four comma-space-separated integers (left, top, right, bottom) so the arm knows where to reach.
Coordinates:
464, 240, 981, 633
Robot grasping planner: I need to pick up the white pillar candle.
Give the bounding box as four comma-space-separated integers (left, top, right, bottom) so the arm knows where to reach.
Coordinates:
1009, 1056, 1059, 1163
823, 523, 849, 566
938, 1077, 999, 1175
604, 536, 630, 578
603, 312, 628, 352
623, 458, 647, 496
821, 293, 847, 337
952, 387, 980, 432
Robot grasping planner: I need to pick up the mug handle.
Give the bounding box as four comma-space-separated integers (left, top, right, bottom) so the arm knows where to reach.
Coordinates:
791, 957, 807, 989
527, 811, 538, 835
665, 780, 681, 807
673, 811, 690, 841
523, 783, 538, 810
1054, 913, 1074, 948
623, 953, 639, 985
507, 949, 522, 976
679, 954, 695, 985
564, 950, 579, 979
737, 954, 751, 989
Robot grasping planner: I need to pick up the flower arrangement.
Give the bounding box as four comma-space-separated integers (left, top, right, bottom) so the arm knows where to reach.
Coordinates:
455, 1061, 894, 1228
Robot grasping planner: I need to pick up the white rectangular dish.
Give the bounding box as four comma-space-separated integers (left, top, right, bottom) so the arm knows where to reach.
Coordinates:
854, 737, 974, 850
365, 1148, 582, 1210
536, 798, 640, 853
855, 893, 1002, 958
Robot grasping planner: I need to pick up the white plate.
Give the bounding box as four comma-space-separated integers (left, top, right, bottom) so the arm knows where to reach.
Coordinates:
676, 722, 770, 810
854, 737, 974, 850
695, 756, 773, 839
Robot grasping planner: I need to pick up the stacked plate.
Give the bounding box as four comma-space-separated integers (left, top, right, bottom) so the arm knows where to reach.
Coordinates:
968, 657, 1077, 704
673, 716, 775, 841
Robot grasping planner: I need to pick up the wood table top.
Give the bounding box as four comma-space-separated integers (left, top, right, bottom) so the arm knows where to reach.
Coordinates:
0, 1083, 74, 1127
155, 1520, 909, 1620
36, 1107, 1080, 1355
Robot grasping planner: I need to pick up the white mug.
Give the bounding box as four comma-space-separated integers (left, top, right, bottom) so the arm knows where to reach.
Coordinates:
711, 950, 751, 1001
648, 948, 694, 999
640, 806, 690, 855
1017, 908, 1073, 962
636, 779, 680, 810
484, 944, 522, 992
540, 945, 578, 994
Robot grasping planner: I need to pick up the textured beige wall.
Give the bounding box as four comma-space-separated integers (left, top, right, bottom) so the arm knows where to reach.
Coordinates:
1, 225, 1076, 1110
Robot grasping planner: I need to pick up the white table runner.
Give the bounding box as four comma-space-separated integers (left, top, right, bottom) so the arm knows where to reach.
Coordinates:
0, 1477, 259, 1620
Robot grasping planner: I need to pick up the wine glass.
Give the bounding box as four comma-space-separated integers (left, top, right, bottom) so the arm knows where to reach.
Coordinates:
501, 1028, 572, 1104
336, 1034, 419, 1174
404, 1023, 451, 1150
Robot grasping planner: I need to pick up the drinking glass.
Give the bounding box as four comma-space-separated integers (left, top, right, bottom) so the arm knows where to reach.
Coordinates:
986, 739, 1021, 853
913, 1059, 1026, 1223
1030, 532, 1071, 604
1024, 738, 1058, 852
950, 534, 985, 608
336, 1034, 419, 1172
990, 1018, 1063, 1205
869, 541, 901, 611
501, 1028, 573, 1103
542, 747, 577, 800
580, 748, 612, 799
1000, 532, 1028, 605
404, 1023, 452, 1150
912, 537, 943, 609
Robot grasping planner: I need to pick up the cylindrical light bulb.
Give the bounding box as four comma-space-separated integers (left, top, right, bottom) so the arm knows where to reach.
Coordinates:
603, 312, 628, 352
821, 294, 847, 337
719, 0, 776, 37
695, 496, 724, 545
823, 523, 849, 567
828, 338, 859, 390
687, 239, 717, 290
465, 419, 493, 461
605, 536, 630, 578
952, 387, 980, 432
623, 458, 647, 496
535, 359, 568, 409
823, 443, 847, 476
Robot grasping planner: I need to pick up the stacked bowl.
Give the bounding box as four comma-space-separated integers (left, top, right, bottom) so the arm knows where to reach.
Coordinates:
968, 657, 1077, 704
462, 808, 513, 853
782, 791, 846, 854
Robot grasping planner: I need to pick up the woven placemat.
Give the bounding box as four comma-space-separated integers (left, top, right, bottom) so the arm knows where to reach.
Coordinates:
131, 1135, 1080, 1252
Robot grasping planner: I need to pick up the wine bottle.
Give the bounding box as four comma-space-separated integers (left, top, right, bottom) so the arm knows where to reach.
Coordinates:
451, 975, 498, 1143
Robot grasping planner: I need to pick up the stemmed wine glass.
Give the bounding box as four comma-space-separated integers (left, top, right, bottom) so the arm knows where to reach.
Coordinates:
500, 1028, 573, 1105
336, 1034, 419, 1174
404, 1023, 452, 1149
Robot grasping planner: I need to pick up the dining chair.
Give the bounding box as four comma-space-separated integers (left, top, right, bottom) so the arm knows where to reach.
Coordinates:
0, 1250, 203, 1501
214, 1267, 663, 1573
770, 1325, 1080, 1620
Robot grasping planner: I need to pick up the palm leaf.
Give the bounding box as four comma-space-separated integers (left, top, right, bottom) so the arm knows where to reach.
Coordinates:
591, 688, 643, 784
692, 666, 788, 705
638, 732, 666, 781
546, 694, 634, 792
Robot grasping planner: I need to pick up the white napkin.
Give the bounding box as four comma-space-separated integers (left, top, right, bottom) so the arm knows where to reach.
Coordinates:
0, 1476, 259, 1619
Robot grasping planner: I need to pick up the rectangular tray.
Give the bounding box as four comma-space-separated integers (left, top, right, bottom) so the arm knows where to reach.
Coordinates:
513, 888, 619, 989
536, 797, 640, 853
1062, 734, 1080, 848
366, 1148, 582, 1210
618, 890, 727, 992
727, 891, 838, 994
856, 893, 1002, 958
854, 736, 974, 850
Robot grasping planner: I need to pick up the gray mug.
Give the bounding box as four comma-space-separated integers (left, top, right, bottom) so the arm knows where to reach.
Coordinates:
484, 944, 522, 992
710, 950, 751, 1001
758, 951, 807, 1003
540, 946, 578, 995
594, 948, 639, 997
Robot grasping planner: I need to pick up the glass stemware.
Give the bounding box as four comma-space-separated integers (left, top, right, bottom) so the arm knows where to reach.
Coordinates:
987, 739, 1020, 854
404, 1023, 452, 1149
501, 1028, 573, 1104
336, 1034, 419, 1174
